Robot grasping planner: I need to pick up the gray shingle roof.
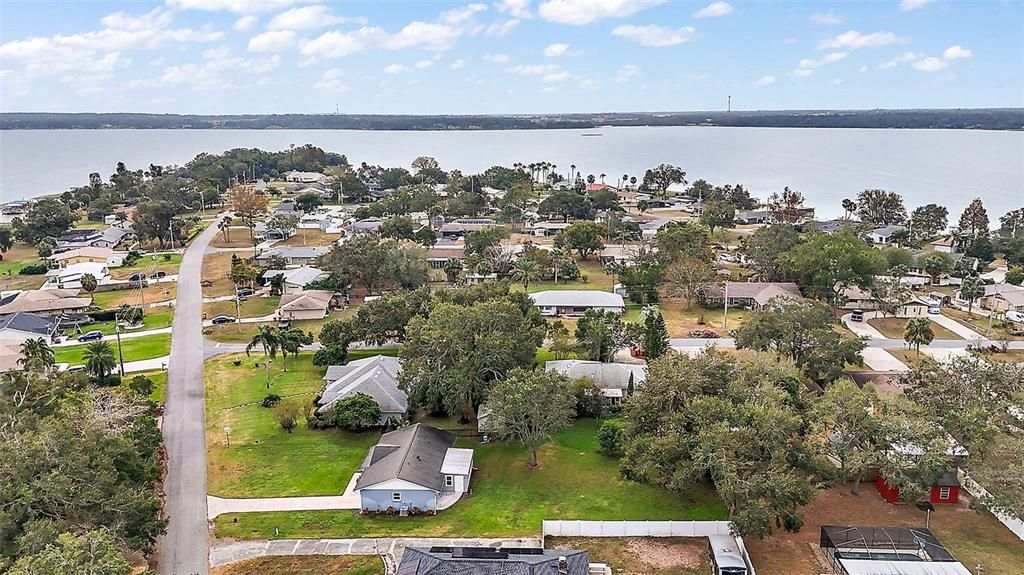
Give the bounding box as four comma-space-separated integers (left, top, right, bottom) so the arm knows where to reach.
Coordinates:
0, 312, 57, 336
545, 360, 645, 390
355, 424, 455, 491
529, 290, 625, 309
318, 355, 407, 414
398, 547, 590, 575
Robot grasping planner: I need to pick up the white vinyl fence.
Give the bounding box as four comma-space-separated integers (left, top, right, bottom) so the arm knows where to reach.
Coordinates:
541, 520, 756, 574
958, 469, 1024, 541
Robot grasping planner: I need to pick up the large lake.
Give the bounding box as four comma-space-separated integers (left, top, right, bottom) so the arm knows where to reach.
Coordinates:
1, 127, 1021, 219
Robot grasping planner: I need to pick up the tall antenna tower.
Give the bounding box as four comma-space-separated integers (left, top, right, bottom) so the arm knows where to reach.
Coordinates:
727, 95, 731, 112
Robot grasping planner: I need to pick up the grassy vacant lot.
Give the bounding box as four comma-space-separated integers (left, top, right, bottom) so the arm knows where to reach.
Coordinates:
80, 307, 174, 335
945, 307, 1024, 341
204, 296, 280, 320
0, 243, 46, 291
211, 556, 381, 575
109, 253, 182, 280
205, 309, 354, 343
974, 349, 1024, 364
548, 537, 709, 575
206, 353, 380, 497
203, 252, 241, 297
54, 333, 171, 366
868, 317, 962, 340
278, 229, 341, 247
213, 417, 726, 539
744, 487, 1024, 575
210, 227, 258, 249
92, 284, 177, 308
140, 370, 168, 403
517, 259, 613, 293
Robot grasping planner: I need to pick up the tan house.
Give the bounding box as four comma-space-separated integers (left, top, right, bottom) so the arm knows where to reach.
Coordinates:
980, 284, 1024, 313
277, 290, 336, 320
0, 289, 92, 316
704, 282, 803, 309
48, 246, 124, 268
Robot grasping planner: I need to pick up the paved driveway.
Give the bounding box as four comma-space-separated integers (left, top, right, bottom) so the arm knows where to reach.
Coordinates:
861, 347, 909, 372
208, 474, 362, 519
931, 313, 985, 341
841, 312, 887, 339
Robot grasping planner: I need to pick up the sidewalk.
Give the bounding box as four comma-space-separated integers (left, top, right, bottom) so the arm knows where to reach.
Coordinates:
55, 326, 172, 347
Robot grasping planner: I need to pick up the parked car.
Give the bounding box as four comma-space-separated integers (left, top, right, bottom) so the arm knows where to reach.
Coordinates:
149, 271, 167, 279
851, 309, 864, 322
128, 273, 148, 288
211, 315, 236, 325
77, 330, 104, 342
236, 288, 254, 298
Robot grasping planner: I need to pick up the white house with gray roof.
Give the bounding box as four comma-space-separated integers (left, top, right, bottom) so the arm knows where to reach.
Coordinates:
529, 290, 625, 316
545, 359, 646, 404
318, 355, 408, 424
255, 245, 329, 266
261, 266, 328, 295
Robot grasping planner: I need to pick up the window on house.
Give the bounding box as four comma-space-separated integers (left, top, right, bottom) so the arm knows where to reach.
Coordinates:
939, 487, 951, 500
391, 492, 401, 502
445, 475, 454, 487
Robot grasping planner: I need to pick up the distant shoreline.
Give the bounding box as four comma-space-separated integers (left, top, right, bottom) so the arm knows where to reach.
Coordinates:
3, 109, 1022, 131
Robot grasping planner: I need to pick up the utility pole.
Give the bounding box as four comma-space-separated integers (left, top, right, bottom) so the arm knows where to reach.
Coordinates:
114, 315, 125, 377
722, 281, 729, 330
234, 287, 242, 332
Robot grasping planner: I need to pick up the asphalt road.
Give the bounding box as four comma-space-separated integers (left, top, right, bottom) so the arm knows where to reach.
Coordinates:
160, 220, 220, 575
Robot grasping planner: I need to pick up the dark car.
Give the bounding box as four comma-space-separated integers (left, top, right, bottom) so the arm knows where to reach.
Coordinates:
128, 273, 148, 288
77, 330, 104, 342
211, 315, 236, 325
236, 288, 254, 298
149, 271, 167, 279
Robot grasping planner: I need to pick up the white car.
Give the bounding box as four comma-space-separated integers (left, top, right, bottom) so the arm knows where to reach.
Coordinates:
1006, 310, 1024, 324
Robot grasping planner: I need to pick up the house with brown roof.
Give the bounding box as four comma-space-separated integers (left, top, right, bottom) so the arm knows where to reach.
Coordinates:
277, 289, 336, 320
0, 289, 92, 316
704, 281, 803, 309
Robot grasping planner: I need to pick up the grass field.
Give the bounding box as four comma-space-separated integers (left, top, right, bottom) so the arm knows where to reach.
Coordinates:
55, 333, 171, 366
203, 252, 242, 297
205, 309, 354, 343
210, 227, 259, 249
83, 307, 175, 334
974, 349, 1024, 363
0, 243, 46, 291
945, 308, 1024, 341
516, 259, 613, 293
868, 317, 962, 340
139, 370, 168, 403
885, 347, 935, 369
277, 229, 341, 247
204, 296, 280, 319
92, 283, 177, 308
211, 556, 381, 575
110, 253, 182, 279
212, 416, 726, 539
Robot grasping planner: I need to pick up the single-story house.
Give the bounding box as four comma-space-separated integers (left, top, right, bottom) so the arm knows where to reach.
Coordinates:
255, 221, 296, 241
0, 312, 60, 343
839, 285, 877, 310
425, 246, 466, 269
869, 225, 907, 245
530, 290, 625, 316
398, 547, 590, 575
261, 266, 328, 295
101, 226, 136, 248
0, 289, 92, 316
439, 218, 498, 238
979, 284, 1024, 313
531, 221, 572, 237
44, 262, 109, 289
735, 209, 770, 225
283, 170, 330, 184
600, 244, 655, 266
897, 296, 933, 318
355, 424, 473, 513
318, 355, 407, 424
546, 359, 646, 404
930, 236, 957, 254
639, 218, 672, 238
277, 289, 336, 320
48, 246, 125, 268
54, 226, 135, 252
344, 217, 384, 236
272, 201, 298, 215
704, 282, 803, 309
255, 246, 329, 266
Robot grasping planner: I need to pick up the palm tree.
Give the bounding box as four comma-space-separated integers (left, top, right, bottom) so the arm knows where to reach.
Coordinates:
277, 328, 307, 372
629, 176, 637, 187
83, 340, 117, 381
18, 337, 54, 370
600, 173, 606, 184
841, 198, 857, 220
246, 325, 281, 388
511, 258, 541, 290
218, 216, 232, 242
569, 164, 576, 182
268, 274, 285, 296
80, 273, 98, 305
621, 173, 629, 189
904, 317, 934, 355
959, 276, 985, 313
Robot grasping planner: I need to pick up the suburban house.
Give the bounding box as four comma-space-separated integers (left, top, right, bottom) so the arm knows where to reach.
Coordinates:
0, 342, 24, 374
261, 266, 328, 295
704, 282, 803, 309
545, 359, 646, 405
55, 227, 135, 252
735, 209, 770, 225
530, 290, 626, 316
639, 218, 672, 238
896, 295, 934, 317
0, 312, 60, 343
425, 246, 466, 269
979, 283, 1024, 313
397, 547, 590, 575
277, 289, 336, 320
343, 217, 384, 236
0, 289, 91, 316
820, 526, 972, 575
272, 201, 298, 215
255, 246, 329, 267
44, 262, 109, 289
317, 355, 407, 424
868, 225, 907, 245
255, 220, 296, 241
354, 424, 473, 513
839, 285, 877, 310
600, 244, 655, 266
283, 170, 330, 185
439, 218, 498, 238
48, 246, 124, 268
531, 221, 572, 237
930, 236, 957, 254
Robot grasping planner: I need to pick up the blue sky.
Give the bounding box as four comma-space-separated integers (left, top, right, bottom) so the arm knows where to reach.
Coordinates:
1, 0, 1021, 114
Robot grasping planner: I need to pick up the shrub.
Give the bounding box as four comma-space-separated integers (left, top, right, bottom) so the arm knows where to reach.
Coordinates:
162, 253, 172, 261
87, 309, 119, 322
312, 343, 348, 366
328, 393, 381, 432
261, 394, 282, 408
596, 419, 624, 457
19, 263, 48, 275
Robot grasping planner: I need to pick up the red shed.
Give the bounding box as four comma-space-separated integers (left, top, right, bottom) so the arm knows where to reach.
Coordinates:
875, 472, 961, 505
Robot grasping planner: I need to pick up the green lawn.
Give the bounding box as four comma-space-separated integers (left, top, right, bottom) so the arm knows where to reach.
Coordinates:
55, 333, 171, 366
515, 259, 613, 293
205, 309, 355, 343
204, 296, 280, 320
141, 370, 168, 404
82, 308, 175, 334
213, 418, 726, 539
867, 317, 962, 340
119, 252, 183, 270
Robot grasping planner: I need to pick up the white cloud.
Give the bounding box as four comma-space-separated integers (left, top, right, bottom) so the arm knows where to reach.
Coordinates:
267, 5, 360, 30
384, 63, 408, 74
793, 69, 813, 77
943, 45, 972, 59
313, 67, 349, 91
442, 3, 488, 24
479, 19, 520, 37
495, 0, 532, 19
233, 15, 257, 31
614, 64, 639, 82
878, 51, 920, 69
166, 0, 304, 14
544, 42, 569, 57
538, 0, 665, 26
248, 29, 295, 52
693, 1, 732, 18
913, 56, 947, 72
783, 37, 798, 45
148, 53, 280, 88
449, 58, 465, 69
415, 59, 434, 69
611, 24, 695, 47
508, 63, 569, 81
810, 11, 843, 25
755, 75, 775, 86
793, 51, 846, 75
899, 0, 932, 12
202, 45, 231, 59
383, 21, 460, 51
858, 65, 868, 73
483, 52, 510, 63
299, 29, 376, 58
819, 30, 902, 50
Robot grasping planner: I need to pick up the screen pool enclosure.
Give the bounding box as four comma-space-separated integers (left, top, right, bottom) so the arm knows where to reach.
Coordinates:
819, 525, 964, 575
